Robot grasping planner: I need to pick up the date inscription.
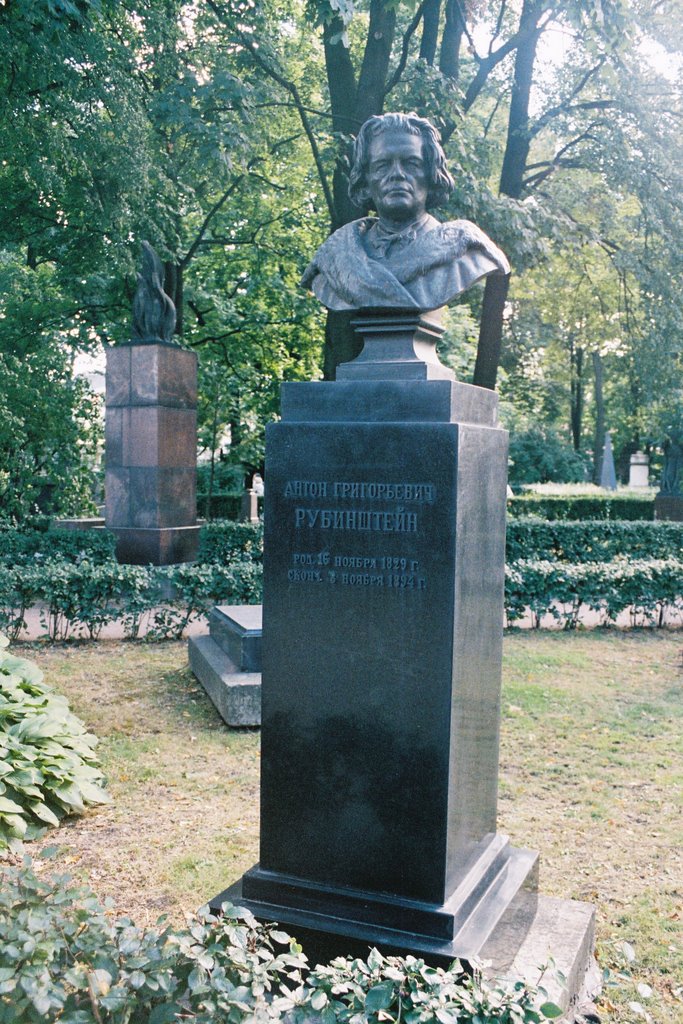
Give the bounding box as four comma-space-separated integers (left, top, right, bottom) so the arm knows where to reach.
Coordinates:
282, 479, 435, 595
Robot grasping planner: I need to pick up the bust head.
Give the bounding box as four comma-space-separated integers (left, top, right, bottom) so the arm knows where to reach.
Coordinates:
348, 113, 454, 222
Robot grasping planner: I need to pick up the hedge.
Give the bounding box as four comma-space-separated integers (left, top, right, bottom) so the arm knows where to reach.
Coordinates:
1, 555, 680, 640
0, 560, 263, 642
0, 857, 562, 1024
506, 518, 683, 563
0, 526, 116, 566
198, 520, 263, 564
507, 493, 655, 521
5, 515, 679, 576
199, 518, 682, 566
505, 558, 683, 629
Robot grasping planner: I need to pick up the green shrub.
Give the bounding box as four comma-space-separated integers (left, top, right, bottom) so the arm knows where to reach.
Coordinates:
196, 461, 245, 494
145, 562, 264, 641
0, 638, 109, 852
505, 558, 683, 628
0, 857, 562, 1024
0, 525, 116, 566
506, 518, 683, 563
0, 559, 264, 642
508, 427, 589, 486
0, 566, 42, 641
198, 520, 264, 564
507, 493, 655, 521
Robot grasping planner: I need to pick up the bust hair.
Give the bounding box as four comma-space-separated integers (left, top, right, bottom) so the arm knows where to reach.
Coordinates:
348, 112, 455, 211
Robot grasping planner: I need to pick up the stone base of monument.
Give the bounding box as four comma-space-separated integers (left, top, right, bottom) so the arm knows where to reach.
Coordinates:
210, 877, 597, 1019
481, 893, 598, 1018
109, 524, 200, 565
188, 605, 262, 727
212, 834, 538, 962
654, 494, 683, 521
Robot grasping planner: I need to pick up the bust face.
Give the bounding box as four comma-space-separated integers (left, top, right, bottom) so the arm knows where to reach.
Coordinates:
366, 130, 429, 227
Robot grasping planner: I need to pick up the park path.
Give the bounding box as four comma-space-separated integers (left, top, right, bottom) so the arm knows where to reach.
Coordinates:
15, 606, 210, 642
12, 602, 682, 642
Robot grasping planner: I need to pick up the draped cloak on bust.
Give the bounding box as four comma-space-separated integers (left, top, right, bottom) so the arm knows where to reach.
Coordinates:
301, 214, 510, 312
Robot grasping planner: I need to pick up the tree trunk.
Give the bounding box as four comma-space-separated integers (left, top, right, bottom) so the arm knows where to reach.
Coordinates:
323, 311, 362, 381
322, 0, 397, 378
472, 273, 510, 390
355, 0, 397, 127
420, 0, 442, 64
592, 350, 605, 484
439, 0, 463, 78
570, 342, 584, 450
324, 18, 359, 231
473, 0, 542, 390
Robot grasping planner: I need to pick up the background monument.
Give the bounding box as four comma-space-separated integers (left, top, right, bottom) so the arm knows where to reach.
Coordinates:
211, 114, 596, 1012
105, 242, 200, 565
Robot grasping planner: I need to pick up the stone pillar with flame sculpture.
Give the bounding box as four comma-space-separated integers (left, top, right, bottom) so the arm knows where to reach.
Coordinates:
105, 243, 200, 565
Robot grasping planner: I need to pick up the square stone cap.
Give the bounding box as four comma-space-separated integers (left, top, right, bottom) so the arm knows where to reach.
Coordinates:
280, 379, 499, 427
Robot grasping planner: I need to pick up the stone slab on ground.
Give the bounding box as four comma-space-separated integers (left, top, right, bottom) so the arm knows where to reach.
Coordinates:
188, 634, 260, 727
481, 893, 598, 1021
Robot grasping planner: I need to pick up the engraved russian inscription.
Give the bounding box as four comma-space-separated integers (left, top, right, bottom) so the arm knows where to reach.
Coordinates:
283, 479, 434, 593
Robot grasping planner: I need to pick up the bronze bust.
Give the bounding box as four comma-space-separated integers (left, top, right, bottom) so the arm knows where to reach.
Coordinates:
302, 113, 510, 312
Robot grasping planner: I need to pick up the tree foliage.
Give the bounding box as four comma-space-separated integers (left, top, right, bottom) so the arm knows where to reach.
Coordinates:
1, 0, 682, 498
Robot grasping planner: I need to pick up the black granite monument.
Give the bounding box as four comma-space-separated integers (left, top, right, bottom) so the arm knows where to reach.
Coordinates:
211, 116, 595, 995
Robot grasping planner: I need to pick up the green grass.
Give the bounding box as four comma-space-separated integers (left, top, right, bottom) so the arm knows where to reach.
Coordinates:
13, 631, 683, 1024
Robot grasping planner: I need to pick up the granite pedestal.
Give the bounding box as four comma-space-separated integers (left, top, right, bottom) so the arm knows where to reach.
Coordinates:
105, 343, 200, 564
211, 315, 596, 1013
213, 316, 526, 947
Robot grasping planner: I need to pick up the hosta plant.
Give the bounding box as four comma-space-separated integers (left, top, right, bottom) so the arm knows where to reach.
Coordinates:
0, 636, 109, 851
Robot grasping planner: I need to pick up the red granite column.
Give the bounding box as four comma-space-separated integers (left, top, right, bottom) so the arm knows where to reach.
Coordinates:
105, 342, 200, 564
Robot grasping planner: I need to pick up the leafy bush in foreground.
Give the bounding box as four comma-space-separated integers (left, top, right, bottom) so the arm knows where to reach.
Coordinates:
0, 638, 109, 851
0, 857, 562, 1023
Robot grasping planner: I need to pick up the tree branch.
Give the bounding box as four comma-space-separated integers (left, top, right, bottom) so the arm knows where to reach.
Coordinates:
206, 0, 336, 224
523, 123, 608, 188
490, 1, 509, 53
180, 175, 246, 269
384, 0, 429, 97
463, 22, 537, 111
451, 0, 477, 54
